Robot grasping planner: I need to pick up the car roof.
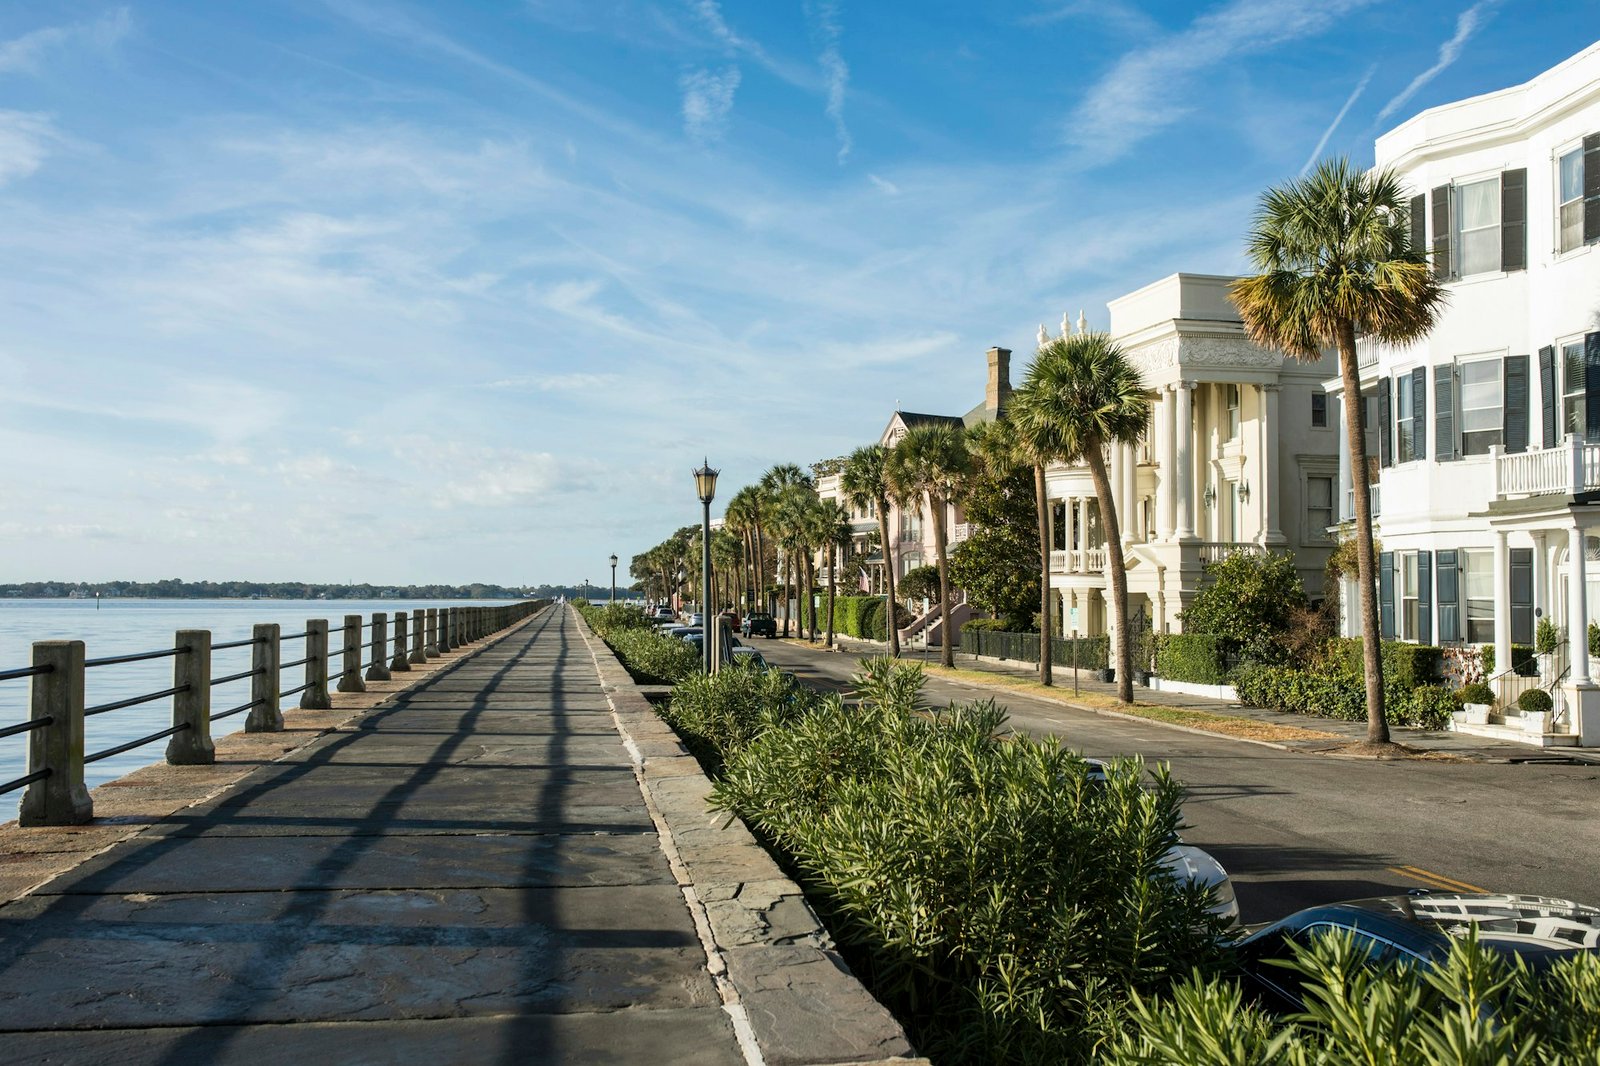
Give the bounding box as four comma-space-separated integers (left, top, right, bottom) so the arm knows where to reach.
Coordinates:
1254, 894, 1600, 960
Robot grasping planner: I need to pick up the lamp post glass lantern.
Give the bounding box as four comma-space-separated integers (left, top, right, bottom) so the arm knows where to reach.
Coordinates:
693, 459, 719, 674
609, 553, 618, 604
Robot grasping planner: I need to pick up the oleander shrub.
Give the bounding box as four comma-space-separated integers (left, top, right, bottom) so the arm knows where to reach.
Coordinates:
1457, 681, 1495, 706
660, 666, 816, 773
708, 658, 1225, 1064
1154, 634, 1228, 685
603, 627, 699, 685
1518, 688, 1554, 715
1110, 929, 1600, 1065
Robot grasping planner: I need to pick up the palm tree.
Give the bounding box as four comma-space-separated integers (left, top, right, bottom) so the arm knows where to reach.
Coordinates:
1014, 334, 1150, 702
815, 498, 853, 648
841, 445, 902, 657
885, 423, 971, 668
724, 488, 758, 612
1232, 157, 1444, 746
966, 417, 1054, 684
761, 465, 812, 637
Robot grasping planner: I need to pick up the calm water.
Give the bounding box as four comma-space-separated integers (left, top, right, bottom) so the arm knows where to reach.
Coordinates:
0, 598, 520, 819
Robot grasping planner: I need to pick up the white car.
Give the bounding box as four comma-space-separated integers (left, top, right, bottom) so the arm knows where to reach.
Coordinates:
1085, 758, 1240, 929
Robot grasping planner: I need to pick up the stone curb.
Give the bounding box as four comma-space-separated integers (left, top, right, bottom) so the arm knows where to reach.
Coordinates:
572, 610, 925, 1066
0, 607, 551, 905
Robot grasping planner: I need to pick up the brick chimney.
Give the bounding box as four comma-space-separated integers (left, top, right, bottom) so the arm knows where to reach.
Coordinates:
986, 346, 1012, 416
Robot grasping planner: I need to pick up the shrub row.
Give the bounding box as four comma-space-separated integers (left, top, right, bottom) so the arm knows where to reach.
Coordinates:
689, 659, 1223, 1063
1330, 638, 1442, 688
1153, 634, 1228, 685
1234, 663, 1456, 730
1480, 642, 1538, 677
578, 603, 699, 684
831, 595, 913, 641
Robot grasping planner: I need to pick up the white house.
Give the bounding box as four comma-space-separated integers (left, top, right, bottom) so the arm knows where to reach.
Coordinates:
1327, 41, 1600, 745
1043, 275, 1338, 647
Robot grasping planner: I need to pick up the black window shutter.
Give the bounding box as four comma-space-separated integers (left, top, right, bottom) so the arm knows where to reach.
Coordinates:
1412, 366, 1427, 460
1417, 550, 1432, 645
1587, 332, 1600, 444
1434, 365, 1456, 461
1380, 551, 1396, 640
1410, 193, 1426, 256
1539, 345, 1557, 448
1378, 377, 1393, 466
1503, 355, 1529, 455
1431, 184, 1452, 278
1436, 549, 1460, 643
1510, 548, 1533, 646
1500, 168, 1527, 272
1585, 133, 1600, 245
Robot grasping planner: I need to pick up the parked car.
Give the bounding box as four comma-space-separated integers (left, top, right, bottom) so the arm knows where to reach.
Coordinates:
730, 647, 771, 671
742, 611, 777, 638
1233, 893, 1600, 1013
651, 605, 675, 622
1084, 758, 1239, 929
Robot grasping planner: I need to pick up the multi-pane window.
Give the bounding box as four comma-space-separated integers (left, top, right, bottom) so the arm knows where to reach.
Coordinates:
1401, 553, 1420, 641
1306, 476, 1333, 536
1455, 176, 1501, 277
1396, 373, 1419, 462
1559, 148, 1584, 254
1458, 358, 1503, 455
1311, 392, 1328, 428
1564, 340, 1587, 440
1462, 548, 1494, 644
1225, 384, 1241, 439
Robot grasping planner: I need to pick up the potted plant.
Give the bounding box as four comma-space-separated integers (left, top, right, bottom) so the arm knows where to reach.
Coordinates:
1518, 688, 1554, 734
1455, 682, 1495, 726
1535, 617, 1560, 682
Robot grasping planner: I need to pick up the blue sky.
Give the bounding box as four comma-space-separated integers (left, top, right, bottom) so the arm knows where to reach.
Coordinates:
1, 1, 1593, 587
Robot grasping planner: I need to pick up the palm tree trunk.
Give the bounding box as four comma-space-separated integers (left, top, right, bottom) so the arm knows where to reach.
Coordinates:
1085, 445, 1133, 703
1034, 462, 1053, 686
929, 491, 955, 669
754, 522, 766, 613
1339, 319, 1389, 744
876, 502, 901, 656
827, 542, 838, 648
804, 552, 817, 641
781, 549, 792, 637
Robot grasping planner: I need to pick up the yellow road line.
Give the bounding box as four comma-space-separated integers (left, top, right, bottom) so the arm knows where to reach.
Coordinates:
1388, 865, 1488, 893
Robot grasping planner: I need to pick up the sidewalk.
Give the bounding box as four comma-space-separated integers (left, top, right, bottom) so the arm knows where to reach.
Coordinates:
800, 633, 1597, 764
0, 607, 918, 1066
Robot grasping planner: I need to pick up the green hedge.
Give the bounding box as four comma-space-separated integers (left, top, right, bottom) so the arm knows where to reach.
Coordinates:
1234, 664, 1455, 729
1154, 634, 1228, 685
1330, 638, 1441, 688
1480, 643, 1537, 677
961, 617, 1010, 633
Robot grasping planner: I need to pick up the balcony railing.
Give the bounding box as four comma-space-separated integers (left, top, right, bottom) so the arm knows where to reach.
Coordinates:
1196, 541, 1265, 564
1049, 548, 1107, 574
950, 522, 974, 544
1493, 438, 1600, 499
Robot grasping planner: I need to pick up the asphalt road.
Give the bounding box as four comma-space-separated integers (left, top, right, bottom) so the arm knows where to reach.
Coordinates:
751, 637, 1600, 925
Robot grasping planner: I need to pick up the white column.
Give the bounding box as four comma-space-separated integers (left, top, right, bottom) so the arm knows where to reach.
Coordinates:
1571, 526, 1591, 685
1159, 387, 1176, 540
1336, 394, 1351, 522
1260, 384, 1284, 545
1109, 443, 1125, 545
1122, 442, 1138, 544
1494, 530, 1512, 682
1532, 532, 1548, 631
1175, 381, 1195, 539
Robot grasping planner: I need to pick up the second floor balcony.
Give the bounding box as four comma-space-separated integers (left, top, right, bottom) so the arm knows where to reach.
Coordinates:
1493, 437, 1600, 501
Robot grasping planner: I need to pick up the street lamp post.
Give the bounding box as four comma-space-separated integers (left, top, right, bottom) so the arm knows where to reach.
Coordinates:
609, 554, 618, 605
693, 459, 719, 675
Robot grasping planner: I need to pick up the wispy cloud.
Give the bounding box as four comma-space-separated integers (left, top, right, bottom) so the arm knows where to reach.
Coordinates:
1300, 64, 1376, 175
0, 7, 130, 75
1067, 0, 1378, 166
484, 371, 621, 391
1020, 0, 1160, 36
0, 111, 59, 186
868, 173, 900, 195
1376, 0, 1499, 122
806, 1, 851, 164
689, 0, 764, 57
680, 65, 741, 143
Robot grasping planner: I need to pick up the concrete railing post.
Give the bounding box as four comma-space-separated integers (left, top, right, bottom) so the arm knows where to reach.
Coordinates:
302, 619, 332, 710
19, 640, 92, 826
247, 623, 282, 732
438, 609, 453, 654
338, 615, 366, 693
390, 611, 411, 673
410, 608, 428, 664
166, 629, 215, 765
425, 608, 439, 656
366, 613, 391, 681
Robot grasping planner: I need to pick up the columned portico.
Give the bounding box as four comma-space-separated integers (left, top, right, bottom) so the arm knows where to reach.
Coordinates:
1174, 381, 1195, 540
1159, 386, 1177, 540
1569, 525, 1590, 686
1259, 384, 1285, 546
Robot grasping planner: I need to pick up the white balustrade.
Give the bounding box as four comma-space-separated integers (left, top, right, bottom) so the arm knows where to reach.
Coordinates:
1492, 438, 1600, 499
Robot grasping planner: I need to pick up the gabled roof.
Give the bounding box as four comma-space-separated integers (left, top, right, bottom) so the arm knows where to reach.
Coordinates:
896, 411, 966, 429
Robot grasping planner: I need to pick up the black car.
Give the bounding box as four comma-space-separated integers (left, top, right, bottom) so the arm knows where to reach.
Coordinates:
742, 611, 777, 638
1234, 893, 1600, 1013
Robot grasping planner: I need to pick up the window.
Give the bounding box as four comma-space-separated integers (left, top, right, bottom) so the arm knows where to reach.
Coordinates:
1307, 476, 1333, 535
1455, 176, 1501, 277
1401, 553, 1420, 641
1563, 340, 1586, 440
1458, 358, 1503, 455
1311, 392, 1328, 428
1225, 384, 1241, 439
1396, 373, 1418, 462
1463, 548, 1494, 644
1560, 147, 1584, 254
